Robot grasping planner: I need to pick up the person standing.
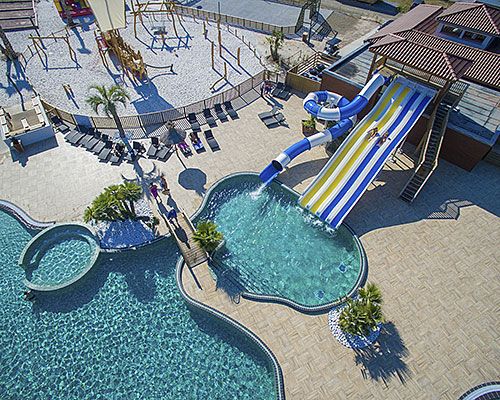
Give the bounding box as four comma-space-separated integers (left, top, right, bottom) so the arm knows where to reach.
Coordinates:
149, 183, 160, 202
160, 174, 170, 197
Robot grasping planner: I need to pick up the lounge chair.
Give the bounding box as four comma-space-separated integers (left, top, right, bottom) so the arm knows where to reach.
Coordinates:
204, 130, 220, 151
178, 141, 192, 157
223, 101, 238, 119
91, 134, 109, 154
264, 112, 286, 128
84, 131, 101, 151
189, 131, 205, 153
67, 129, 85, 145
276, 85, 291, 100
51, 115, 69, 133
109, 143, 125, 165
258, 106, 279, 121
133, 141, 146, 155
147, 137, 161, 158
214, 104, 228, 122
271, 82, 284, 97
203, 108, 217, 127
156, 144, 173, 161
98, 141, 113, 161
187, 113, 201, 132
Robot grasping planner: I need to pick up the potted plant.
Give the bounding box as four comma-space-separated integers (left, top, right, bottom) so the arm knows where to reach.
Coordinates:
302, 115, 317, 136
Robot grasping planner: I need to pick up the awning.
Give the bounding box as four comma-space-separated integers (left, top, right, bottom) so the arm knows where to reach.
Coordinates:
87, 0, 126, 32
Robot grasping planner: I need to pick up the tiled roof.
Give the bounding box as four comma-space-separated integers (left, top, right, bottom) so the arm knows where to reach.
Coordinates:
397, 29, 500, 88
436, 2, 500, 36
369, 34, 473, 81
368, 4, 443, 42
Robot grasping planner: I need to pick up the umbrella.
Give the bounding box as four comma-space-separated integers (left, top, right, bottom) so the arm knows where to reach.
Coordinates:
159, 121, 186, 146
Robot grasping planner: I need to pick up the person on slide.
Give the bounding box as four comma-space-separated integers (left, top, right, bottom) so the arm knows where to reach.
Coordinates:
367, 127, 379, 140
377, 131, 391, 147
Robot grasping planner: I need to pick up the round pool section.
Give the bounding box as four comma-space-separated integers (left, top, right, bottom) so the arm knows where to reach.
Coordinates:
193, 173, 366, 312
18, 223, 100, 291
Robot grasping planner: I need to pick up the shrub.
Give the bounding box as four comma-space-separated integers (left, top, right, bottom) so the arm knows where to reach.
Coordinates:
192, 220, 223, 252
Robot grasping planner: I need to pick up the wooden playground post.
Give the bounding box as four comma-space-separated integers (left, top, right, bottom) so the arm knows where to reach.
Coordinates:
218, 28, 222, 57
210, 61, 227, 91
237, 47, 241, 66
203, 21, 207, 38
211, 41, 215, 69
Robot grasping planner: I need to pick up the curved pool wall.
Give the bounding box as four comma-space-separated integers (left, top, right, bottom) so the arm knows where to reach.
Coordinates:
176, 258, 286, 400
0, 199, 54, 230
0, 208, 279, 399
18, 223, 101, 291
191, 172, 367, 314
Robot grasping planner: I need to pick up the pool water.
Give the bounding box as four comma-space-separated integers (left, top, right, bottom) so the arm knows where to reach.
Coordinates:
23, 228, 97, 287
195, 175, 363, 307
0, 210, 276, 399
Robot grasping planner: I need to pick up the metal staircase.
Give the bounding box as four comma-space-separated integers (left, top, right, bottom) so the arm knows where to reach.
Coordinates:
400, 98, 453, 203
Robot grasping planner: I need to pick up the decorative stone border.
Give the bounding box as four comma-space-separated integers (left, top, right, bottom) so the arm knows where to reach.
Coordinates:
18, 222, 101, 292
190, 172, 368, 314
176, 258, 286, 400
328, 305, 381, 349
0, 199, 55, 230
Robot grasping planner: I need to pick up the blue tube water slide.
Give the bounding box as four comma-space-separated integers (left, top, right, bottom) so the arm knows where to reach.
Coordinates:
259, 72, 387, 184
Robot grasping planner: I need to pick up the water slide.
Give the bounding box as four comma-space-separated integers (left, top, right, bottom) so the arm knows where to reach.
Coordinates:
299, 76, 435, 228
258, 72, 388, 185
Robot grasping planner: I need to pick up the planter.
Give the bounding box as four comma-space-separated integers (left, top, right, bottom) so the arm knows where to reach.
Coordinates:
302, 120, 317, 136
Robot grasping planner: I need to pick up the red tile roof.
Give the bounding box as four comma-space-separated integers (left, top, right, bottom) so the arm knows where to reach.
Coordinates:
368, 4, 443, 42
369, 34, 474, 81
436, 2, 500, 36
397, 29, 500, 88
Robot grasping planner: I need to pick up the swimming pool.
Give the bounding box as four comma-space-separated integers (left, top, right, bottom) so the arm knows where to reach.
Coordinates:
0, 209, 277, 399
19, 223, 100, 291
194, 173, 365, 310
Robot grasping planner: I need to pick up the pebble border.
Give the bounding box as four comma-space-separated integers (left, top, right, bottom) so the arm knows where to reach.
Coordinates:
176, 257, 286, 400
328, 305, 381, 349
190, 172, 368, 314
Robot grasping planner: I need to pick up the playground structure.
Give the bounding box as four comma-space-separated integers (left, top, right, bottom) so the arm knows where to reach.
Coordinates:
260, 72, 436, 228
53, 0, 92, 18
29, 32, 79, 67
94, 29, 147, 82
132, 1, 180, 40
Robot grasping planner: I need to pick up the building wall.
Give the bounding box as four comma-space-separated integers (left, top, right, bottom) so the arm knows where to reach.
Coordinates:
321, 72, 490, 171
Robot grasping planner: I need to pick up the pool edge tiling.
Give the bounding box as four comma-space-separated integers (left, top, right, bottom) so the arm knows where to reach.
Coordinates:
190, 172, 368, 313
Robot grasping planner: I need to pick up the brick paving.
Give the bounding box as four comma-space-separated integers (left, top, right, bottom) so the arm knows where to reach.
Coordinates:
0, 92, 498, 399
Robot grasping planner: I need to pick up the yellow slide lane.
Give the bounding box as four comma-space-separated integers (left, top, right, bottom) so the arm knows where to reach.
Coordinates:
299, 83, 401, 208
309, 86, 411, 214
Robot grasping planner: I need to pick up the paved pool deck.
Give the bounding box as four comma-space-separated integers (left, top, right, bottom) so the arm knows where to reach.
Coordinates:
0, 92, 498, 399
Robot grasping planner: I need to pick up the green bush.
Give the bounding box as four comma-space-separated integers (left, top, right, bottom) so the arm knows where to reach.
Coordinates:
302, 114, 316, 129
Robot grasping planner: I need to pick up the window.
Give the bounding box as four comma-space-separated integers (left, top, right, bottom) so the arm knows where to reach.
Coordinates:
463, 31, 486, 44
441, 24, 462, 37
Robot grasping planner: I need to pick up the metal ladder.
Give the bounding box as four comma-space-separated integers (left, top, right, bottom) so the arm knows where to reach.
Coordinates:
399, 98, 453, 203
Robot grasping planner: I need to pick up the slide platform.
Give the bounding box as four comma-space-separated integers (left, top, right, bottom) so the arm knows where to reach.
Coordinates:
299, 76, 435, 228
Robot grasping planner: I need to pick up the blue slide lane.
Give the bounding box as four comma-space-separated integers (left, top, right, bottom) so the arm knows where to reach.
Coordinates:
319, 92, 421, 221
330, 95, 431, 227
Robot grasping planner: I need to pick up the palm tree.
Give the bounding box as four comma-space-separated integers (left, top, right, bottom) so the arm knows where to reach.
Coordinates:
266, 30, 284, 62
86, 85, 134, 156
338, 283, 385, 337
0, 26, 18, 60
105, 184, 132, 218
193, 220, 223, 252
358, 282, 383, 306
119, 182, 142, 216
83, 206, 96, 223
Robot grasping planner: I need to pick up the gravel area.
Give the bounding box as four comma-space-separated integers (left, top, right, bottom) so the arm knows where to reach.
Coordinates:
328, 304, 381, 349
91, 197, 156, 249
14, 7, 262, 116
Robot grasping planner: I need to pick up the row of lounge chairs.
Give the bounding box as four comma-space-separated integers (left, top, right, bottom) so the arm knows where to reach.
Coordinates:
188, 101, 238, 132
258, 106, 287, 129
147, 129, 220, 160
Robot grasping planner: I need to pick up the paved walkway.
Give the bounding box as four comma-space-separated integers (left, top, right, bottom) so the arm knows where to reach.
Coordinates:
0, 91, 498, 399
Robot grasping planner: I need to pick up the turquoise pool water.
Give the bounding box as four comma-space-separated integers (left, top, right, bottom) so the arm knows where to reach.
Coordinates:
195, 175, 363, 307
0, 210, 276, 399
22, 226, 98, 288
